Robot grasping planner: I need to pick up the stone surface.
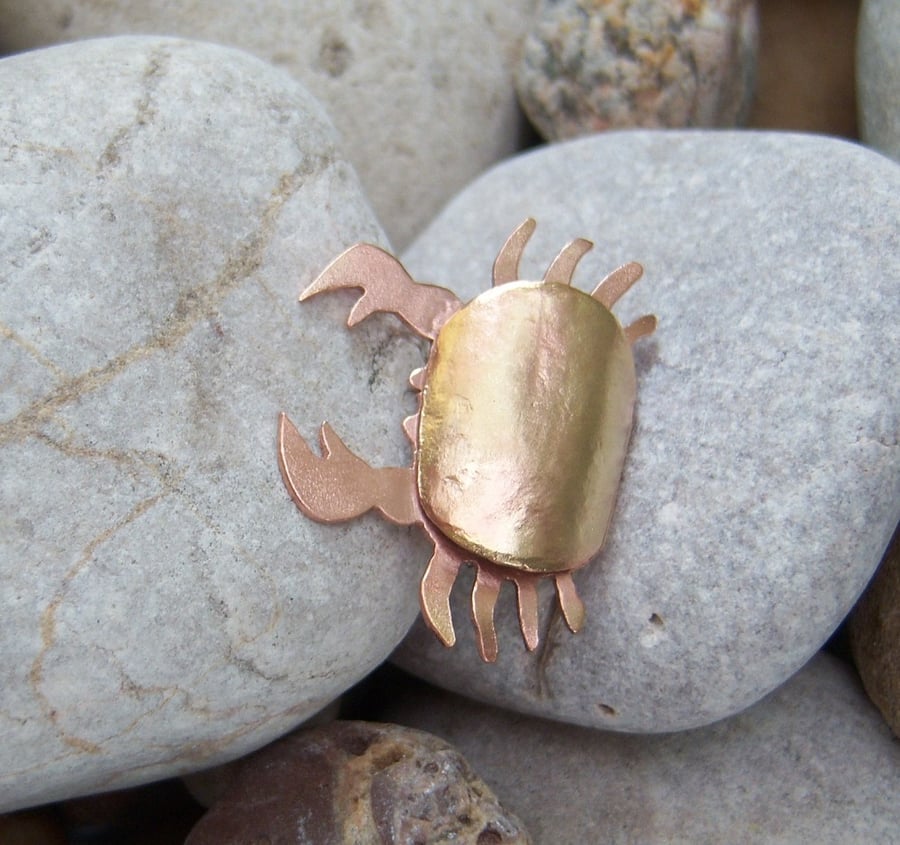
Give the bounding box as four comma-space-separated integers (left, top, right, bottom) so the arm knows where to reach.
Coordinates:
850, 524, 900, 736
186, 721, 532, 845
749, 0, 859, 138
516, 0, 758, 140
0, 36, 430, 811
858, 0, 900, 161
0, 0, 538, 249
386, 654, 900, 844
393, 130, 900, 732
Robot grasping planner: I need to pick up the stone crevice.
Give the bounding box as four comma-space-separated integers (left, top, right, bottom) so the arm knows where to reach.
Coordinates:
3, 141, 86, 166
225, 647, 290, 684
0, 321, 67, 381
34, 430, 185, 494
27, 491, 169, 755
96, 46, 171, 174
532, 601, 563, 700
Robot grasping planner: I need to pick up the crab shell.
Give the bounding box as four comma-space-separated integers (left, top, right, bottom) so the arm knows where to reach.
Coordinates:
416, 279, 636, 575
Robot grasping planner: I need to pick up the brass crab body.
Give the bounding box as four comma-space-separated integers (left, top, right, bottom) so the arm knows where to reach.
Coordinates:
417, 281, 637, 573
277, 219, 655, 662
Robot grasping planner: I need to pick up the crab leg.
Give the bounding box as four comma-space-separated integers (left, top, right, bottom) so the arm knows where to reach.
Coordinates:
301, 243, 461, 340
472, 566, 503, 662
402, 369, 426, 445
624, 314, 658, 345
555, 573, 586, 634
278, 414, 418, 525
402, 414, 418, 446
493, 218, 536, 286
420, 541, 465, 648
543, 238, 593, 286
591, 261, 644, 308
473, 560, 543, 654
512, 575, 540, 651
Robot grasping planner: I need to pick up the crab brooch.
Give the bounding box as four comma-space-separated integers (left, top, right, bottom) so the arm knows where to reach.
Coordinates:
278, 219, 656, 661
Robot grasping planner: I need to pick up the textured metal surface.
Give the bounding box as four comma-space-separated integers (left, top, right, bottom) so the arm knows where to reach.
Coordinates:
278, 414, 418, 526
301, 242, 461, 340
417, 281, 637, 573
278, 220, 655, 661
492, 218, 536, 286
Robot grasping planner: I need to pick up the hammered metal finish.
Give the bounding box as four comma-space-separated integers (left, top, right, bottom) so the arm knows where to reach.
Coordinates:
417, 281, 636, 573
278, 220, 655, 661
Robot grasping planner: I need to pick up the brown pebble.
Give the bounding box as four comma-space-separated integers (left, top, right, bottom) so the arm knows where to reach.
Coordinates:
183, 699, 342, 809
186, 721, 532, 844
849, 524, 900, 736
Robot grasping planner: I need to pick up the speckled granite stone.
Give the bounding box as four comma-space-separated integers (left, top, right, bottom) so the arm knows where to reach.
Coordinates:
850, 525, 900, 736
385, 654, 900, 844
393, 130, 900, 732
0, 0, 538, 248
517, 0, 758, 140
858, 0, 900, 161
0, 37, 429, 811
186, 722, 532, 844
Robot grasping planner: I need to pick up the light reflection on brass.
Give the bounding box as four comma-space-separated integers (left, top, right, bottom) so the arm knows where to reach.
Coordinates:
278, 219, 655, 662
417, 281, 636, 573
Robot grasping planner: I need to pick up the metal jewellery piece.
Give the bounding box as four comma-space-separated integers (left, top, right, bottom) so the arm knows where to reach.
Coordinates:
278, 219, 656, 662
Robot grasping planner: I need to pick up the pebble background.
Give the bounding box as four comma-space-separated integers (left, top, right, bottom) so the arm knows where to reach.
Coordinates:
383, 655, 900, 843
185, 722, 531, 844
0, 0, 537, 250
1, 0, 897, 842
850, 525, 900, 737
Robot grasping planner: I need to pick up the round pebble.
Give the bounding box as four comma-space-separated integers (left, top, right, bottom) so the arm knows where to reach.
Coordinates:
858, 0, 900, 161
0, 36, 427, 812
186, 721, 532, 844
393, 130, 900, 732
516, 0, 758, 140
